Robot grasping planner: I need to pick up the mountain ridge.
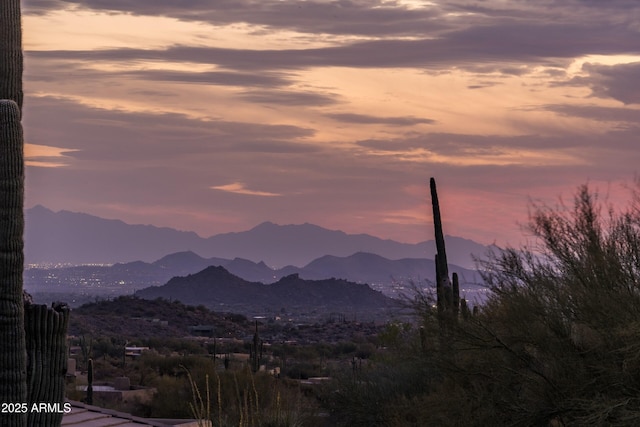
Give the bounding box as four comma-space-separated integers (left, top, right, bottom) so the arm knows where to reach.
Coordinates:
24, 205, 489, 268
25, 250, 483, 309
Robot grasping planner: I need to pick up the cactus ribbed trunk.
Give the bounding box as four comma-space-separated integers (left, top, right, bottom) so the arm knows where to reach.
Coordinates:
0, 2, 27, 425
435, 254, 443, 316
430, 178, 469, 331
431, 178, 456, 328
0, 100, 27, 427
0, 0, 23, 110
452, 272, 460, 319
1, 3, 70, 426
24, 303, 70, 425
430, 178, 449, 289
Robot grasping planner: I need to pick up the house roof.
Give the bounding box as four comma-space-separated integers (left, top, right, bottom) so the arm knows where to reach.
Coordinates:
62, 400, 206, 427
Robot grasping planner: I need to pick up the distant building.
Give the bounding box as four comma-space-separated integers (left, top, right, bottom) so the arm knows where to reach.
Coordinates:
189, 325, 216, 337
125, 346, 150, 358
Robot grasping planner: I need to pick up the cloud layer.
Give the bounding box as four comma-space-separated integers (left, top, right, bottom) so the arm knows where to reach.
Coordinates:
20, 0, 640, 247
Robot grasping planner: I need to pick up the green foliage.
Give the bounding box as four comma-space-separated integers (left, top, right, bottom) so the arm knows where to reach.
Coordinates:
376, 322, 413, 350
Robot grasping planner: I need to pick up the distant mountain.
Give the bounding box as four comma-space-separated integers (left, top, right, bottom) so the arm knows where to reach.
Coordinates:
298, 251, 480, 285
25, 205, 204, 265
151, 251, 229, 276
205, 221, 427, 268
134, 266, 396, 316
25, 205, 489, 268
25, 249, 482, 297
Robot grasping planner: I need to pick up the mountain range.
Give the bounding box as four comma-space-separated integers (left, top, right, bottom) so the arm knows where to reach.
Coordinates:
25, 250, 482, 297
25, 205, 491, 268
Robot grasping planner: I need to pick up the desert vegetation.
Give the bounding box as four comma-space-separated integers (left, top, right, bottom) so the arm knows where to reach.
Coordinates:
320, 181, 640, 426
66, 295, 384, 424
64, 180, 640, 426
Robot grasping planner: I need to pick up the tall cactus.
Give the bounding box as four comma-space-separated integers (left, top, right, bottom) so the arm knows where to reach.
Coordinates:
0, 2, 27, 423
430, 178, 449, 288
430, 178, 460, 326
1, 2, 69, 426
452, 272, 460, 319
250, 320, 262, 373
86, 358, 94, 405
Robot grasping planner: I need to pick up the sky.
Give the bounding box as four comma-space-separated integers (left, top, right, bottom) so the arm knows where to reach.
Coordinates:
19, 0, 640, 247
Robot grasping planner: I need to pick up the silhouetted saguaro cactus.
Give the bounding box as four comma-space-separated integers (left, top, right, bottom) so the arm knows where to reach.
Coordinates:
460, 298, 471, 320
430, 178, 457, 323
452, 272, 460, 320
1, 3, 70, 426
79, 335, 93, 369
0, 2, 27, 426
431, 178, 450, 285
250, 321, 262, 373
86, 358, 94, 405
430, 178, 468, 331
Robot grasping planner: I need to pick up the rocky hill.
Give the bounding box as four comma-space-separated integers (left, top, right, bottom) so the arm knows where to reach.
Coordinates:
68, 295, 388, 346
135, 266, 398, 319
68, 295, 250, 339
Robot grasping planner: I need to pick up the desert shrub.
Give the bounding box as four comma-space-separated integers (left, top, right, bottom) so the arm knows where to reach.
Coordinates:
283, 362, 325, 380
465, 184, 640, 425
322, 355, 437, 427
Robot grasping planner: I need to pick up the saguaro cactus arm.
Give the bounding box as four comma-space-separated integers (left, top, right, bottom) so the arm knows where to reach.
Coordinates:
452, 272, 460, 319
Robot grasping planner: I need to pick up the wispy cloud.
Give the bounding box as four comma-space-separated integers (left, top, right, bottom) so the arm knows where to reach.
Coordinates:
210, 182, 282, 197
24, 143, 79, 168
326, 113, 435, 126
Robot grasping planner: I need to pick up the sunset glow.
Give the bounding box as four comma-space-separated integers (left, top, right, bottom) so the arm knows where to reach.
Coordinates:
21, 0, 640, 247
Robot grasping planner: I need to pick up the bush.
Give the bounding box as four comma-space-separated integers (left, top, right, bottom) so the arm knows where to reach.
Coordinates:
467, 184, 640, 425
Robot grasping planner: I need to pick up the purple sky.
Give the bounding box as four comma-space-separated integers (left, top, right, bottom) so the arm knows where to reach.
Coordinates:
20, 0, 640, 246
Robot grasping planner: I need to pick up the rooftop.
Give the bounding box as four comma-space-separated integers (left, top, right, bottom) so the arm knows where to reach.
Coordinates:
62, 400, 207, 427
